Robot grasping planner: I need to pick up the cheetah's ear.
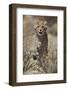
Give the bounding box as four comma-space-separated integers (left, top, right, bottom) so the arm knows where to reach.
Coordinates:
44, 21, 47, 25
33, 20, 39, 30
34, 24, 38, 30
44, 21, 47, 31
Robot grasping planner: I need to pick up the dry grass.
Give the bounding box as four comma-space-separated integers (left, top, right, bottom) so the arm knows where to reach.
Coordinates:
23, 33, 57, 74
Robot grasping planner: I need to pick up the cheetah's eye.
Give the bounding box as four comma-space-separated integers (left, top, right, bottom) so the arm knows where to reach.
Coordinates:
37, 26, 39, 28
35, 26, 39, 30
42, 26, 44, 28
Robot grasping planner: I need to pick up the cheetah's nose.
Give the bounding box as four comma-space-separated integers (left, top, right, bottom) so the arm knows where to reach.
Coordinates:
40, 29, 42, 32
